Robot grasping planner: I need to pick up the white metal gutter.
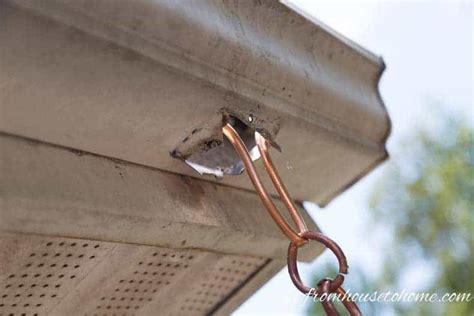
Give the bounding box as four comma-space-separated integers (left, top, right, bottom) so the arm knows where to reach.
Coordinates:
1, 0, 390, 204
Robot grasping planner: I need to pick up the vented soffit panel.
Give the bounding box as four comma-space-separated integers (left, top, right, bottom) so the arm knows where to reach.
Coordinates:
0, 0, 391, 204
0, 130, 322, 315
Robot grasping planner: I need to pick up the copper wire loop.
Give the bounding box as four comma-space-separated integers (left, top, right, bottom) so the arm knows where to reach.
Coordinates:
319, 279, 340, 316
255, 132, 308, 234
318, 284, 362, 316
336, 287, 363, 316
222, 123, 306, 246
287, 231, 348, 295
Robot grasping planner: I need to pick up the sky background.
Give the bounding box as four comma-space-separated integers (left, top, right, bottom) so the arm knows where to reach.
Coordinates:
234, 0, 472, 315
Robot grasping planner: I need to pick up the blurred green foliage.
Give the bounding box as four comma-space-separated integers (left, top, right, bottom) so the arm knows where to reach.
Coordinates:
306, 116, 473, 315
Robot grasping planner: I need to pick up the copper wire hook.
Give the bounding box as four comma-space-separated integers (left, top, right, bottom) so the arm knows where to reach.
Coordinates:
255, 131, 308, 234
222, 123, 306, 246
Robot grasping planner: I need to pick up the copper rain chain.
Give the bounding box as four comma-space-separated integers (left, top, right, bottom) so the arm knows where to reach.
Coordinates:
223, 122, 362, 316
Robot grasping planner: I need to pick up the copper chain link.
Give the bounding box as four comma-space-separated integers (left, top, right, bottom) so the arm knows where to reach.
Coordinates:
223, 123, 362, 316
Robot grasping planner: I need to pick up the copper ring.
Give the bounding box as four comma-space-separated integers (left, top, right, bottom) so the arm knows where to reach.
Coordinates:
287, 230, 348, 296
